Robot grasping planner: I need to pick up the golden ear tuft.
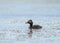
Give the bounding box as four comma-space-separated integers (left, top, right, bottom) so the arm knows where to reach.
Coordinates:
29, 20, 32, 23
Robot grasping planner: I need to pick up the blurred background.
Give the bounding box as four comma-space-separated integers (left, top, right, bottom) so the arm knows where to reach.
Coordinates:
0, 0, 60, 17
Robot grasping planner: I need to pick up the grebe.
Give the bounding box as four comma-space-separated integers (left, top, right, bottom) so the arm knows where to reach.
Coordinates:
26, 20, 42, 29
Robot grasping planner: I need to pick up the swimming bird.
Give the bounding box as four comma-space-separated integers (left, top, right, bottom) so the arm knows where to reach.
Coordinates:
26, 20, 42, 29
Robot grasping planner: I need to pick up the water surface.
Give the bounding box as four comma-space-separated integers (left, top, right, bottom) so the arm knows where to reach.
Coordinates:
0, 16, 60, 43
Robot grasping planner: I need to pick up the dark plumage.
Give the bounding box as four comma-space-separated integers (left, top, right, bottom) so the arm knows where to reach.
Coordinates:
26, 20, 42, 29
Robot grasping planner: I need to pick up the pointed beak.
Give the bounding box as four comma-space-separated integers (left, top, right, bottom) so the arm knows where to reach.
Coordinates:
25, 22, 28, 24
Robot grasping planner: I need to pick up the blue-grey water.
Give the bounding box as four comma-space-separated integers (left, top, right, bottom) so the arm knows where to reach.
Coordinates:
0, 15, 60, 43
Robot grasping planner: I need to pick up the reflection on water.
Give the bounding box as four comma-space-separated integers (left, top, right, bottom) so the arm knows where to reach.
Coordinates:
0, 16, 60, 43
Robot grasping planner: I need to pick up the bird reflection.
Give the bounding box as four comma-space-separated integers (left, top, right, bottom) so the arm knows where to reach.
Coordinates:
28, 28, 33, 38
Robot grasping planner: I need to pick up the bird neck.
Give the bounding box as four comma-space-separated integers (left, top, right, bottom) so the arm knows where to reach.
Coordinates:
30, 23, 33, 28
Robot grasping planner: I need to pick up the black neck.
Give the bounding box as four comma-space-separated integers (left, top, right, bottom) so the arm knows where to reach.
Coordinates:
30, 23, 33, 28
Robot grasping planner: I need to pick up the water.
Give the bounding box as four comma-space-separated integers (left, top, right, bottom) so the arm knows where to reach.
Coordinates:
0, 15, 60, 43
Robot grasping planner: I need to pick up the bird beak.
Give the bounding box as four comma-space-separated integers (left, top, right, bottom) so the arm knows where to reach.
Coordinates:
25, 22, 28, 24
